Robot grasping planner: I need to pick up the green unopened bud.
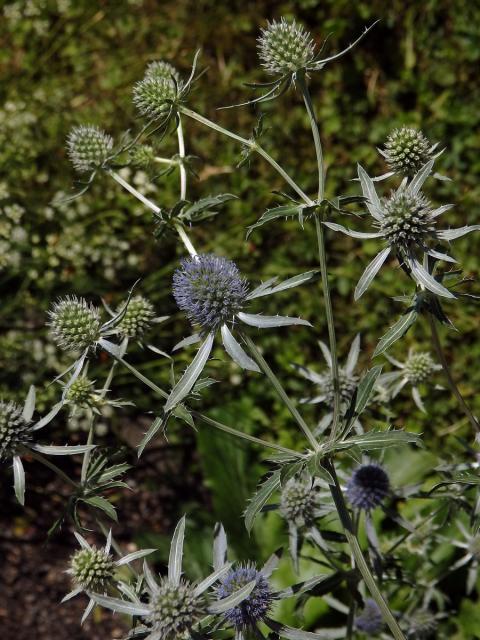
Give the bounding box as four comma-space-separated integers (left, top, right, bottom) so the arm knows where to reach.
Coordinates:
66, 125, 113, 174
116, 295, 156, 339
48, 296, 101, 352
148, 578, 206, 639
0, 400, 32, 461
129, 144, 155, 170
145, 60, 180, 85
280, 479, 317, 528
382, 127, 433, 176
380, 189, 434, 247
404, 352, 438, 385
133, 76, 177, 120
257, 18, 315, 76
70, 547, 115, 591
66, 377, 96, 408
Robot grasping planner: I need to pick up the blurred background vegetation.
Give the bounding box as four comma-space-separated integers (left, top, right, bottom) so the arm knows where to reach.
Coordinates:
1, 1, 480, 637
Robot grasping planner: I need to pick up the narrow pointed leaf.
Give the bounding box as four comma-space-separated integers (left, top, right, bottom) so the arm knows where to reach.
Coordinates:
88, 592, 151, 617
116, 549, 156, 566
323, 221, 383, 239
354, 247, 391, 300
194, 562, 232, 596
82, 496, 117, 521
32, 401, 64, 431
138, 415, 167, 458
13, 456, 25, 505
173, 333, 201, 352
346, 334, 361, 374
213, 523, 228, 572
408, 159, 434, 195
164, 333, 214, 412
168, 516, 186, 586
437, 225, 480, 240
408, 256, 455, 298
221, 324, 260, 372
244, 471, 281, 533
238, 312, 311, 328
246, 270, 319, 300
373, 310, 418, 357
357, 165, 382, 220
31, 444, 95, 455
208, 580, 256, 614
354, 365, 383, 415
22, 386, 36, 422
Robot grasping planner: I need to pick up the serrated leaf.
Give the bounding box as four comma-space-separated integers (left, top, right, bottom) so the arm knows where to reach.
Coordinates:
247, 270, 319, 300
182, 193, 237, 221
137, 415, 167, 457
339, 429, 422, 451
373, 311, 418, 357
244, 471, 281, 533
354, 365, 383, 415
246, 204, 306, 238
82, 495, 118, 521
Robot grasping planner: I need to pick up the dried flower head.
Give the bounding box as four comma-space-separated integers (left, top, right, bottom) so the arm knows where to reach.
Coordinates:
380, 189, 434, 249
355, 598, 384, 634
116, 295, 156, 339
148, 577, 206, 639
0, 400, 31, 461
217, 563, 273, 630
48, 296, 101, 352
346, 463, 390, 511
258, 18, 315, 76
173, 254, 249, 331
280, 478, 317, 528
70, 546, 115, 592
404, 351, 438, 385
66, 125, 113, 174
133, 76, 178, 120
381, 127, 434, 177
145, 60, 180, 84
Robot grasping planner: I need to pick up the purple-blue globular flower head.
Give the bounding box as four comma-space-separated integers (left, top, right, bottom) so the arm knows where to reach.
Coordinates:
173, 253, 249, 331
346, 463, 390, 511
217, 563, 274, 630
355, 598, 384, 634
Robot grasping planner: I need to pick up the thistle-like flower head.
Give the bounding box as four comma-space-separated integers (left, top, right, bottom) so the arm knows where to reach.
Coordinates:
70, 546, 115, 591
280, 478, 317, 528
145, 60, 181, 85
116, 295, 156, 339
380, 189, 434, 248
148, 577, 206, 640
257, 18, 315, 76
173, 254, 249, 331
346, 463, 390, 511
404, 351, 437, 386
129, 143, 155, 169
0, 400, 32, 461
381, 127, 434, 177
217, 563, 273, 629
355, 598, 383, 634
406, 609, 438, 639
133, 75, 178, 120
48, 296, 101, 352
66, 376, 96, 408
66, 125, 114, 174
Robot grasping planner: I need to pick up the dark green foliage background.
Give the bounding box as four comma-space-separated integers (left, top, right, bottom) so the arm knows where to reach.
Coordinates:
1, 0, 480, 636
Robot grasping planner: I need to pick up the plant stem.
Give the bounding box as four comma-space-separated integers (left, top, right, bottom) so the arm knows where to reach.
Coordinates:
190, 410, 302, 458
242, 333, 320, 452
297, 76, 341, 440
324, 459, 406, 640
428, 313, 479, 433
108, 170, 197, 257
180, 106, 313, 205
26, 449, 78, 489
114, 356, 168, 400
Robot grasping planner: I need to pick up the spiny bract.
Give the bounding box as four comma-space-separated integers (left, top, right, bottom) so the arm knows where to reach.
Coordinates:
66, 125, 114, 174
173, 253, 249, 330
257, 18, 315, 76
404, 352, 437, 386
70, 547, 115, 591
133, 76, 177, 120
148, 578, 206, 640
217, 563, 273, 629
48, 296, 101, 352
280, 478, 317, 528
0, 400, 32, 461
379, 189, 434, 248
346, 463, 390, 511
116, 295, 156, 339
382, 127, 433, 176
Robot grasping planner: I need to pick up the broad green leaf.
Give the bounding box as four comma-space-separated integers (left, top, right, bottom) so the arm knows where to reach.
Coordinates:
183, 193, 237, 221
164, 333, 215, 412
373, 310, 418, 357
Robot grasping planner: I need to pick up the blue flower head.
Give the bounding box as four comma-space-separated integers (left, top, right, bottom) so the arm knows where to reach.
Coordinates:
355, 598, 384, 635
346, 463, 390, 511
173, 254, 249, 331
217, 563, 273, 629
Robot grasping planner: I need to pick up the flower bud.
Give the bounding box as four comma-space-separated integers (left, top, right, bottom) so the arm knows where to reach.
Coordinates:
0, 400, 32, 461
66, 377, 96, 408
48, 296, 101, 352
380, 189, 434, 248
70, 547, 114, 591
116, 295, 156, 339
133, 76, 177, 120
382, 127, 433, 176
66, 125, 113, 174
280, 479, 316, 528
148, 578, 206, 639
129, 144, 155, 170
145, 60, 180, 85
257, 18, 315, 76
404, 352, 437, 386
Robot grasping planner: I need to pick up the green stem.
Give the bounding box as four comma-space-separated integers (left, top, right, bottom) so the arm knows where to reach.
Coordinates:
190, 410, 302, 458
108, 170, 197, 257
242, 334, 320, 452
114, 356, 168, 399
297, 75, 341, 441
324, 459, 406, 640
26, 449, 78, 489
428, 313, 479, 433
180, 106, 313, 205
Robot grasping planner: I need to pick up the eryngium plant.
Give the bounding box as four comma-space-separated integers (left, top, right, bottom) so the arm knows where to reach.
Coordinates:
9, 12, 480, 640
